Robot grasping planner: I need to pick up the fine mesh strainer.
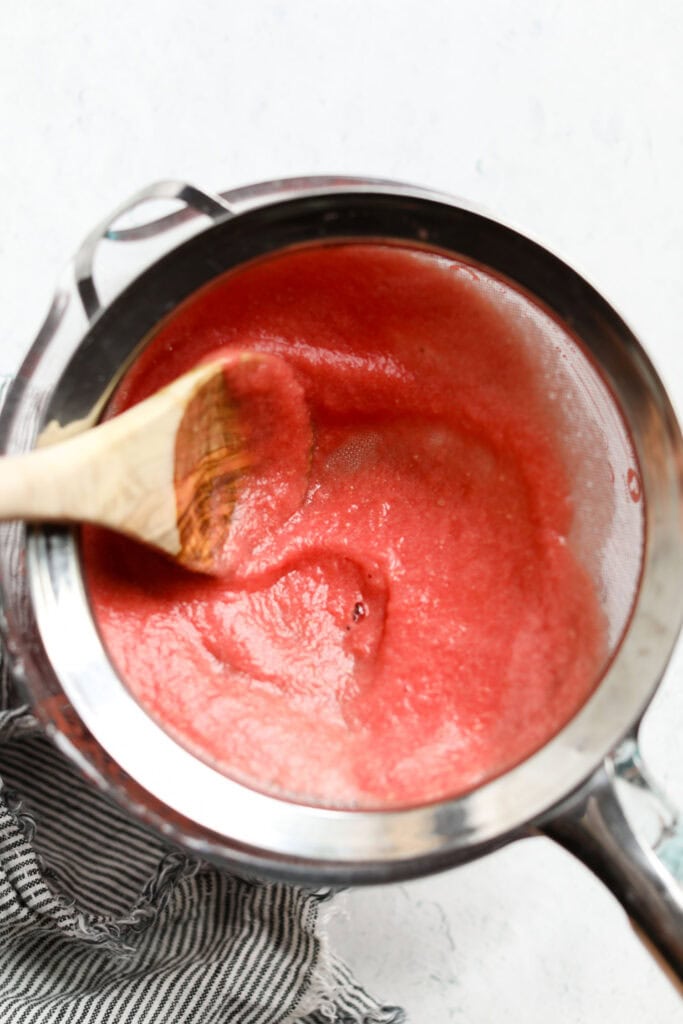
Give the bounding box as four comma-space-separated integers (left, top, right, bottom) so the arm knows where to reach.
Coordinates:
0, 178, 681, 983
459, 268, 644, 656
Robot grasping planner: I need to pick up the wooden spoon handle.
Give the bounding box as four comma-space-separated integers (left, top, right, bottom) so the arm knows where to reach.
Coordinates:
0, 442, 92, 522
0, 393, 183, 553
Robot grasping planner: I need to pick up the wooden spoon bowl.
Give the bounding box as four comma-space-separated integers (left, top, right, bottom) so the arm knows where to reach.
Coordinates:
0, 351, 310, 574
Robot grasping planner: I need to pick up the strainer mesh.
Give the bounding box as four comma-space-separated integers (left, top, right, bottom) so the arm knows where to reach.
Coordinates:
485, 274, 643, 654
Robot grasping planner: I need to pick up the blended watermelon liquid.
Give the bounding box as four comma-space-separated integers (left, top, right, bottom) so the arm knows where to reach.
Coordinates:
82, 243, 608, 808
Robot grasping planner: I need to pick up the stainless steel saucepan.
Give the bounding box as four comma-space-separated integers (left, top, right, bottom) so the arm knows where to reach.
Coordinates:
0, 177, 681, 982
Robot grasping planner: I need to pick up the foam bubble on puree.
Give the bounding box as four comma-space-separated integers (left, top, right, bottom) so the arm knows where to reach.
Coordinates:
82, 243, 607, 808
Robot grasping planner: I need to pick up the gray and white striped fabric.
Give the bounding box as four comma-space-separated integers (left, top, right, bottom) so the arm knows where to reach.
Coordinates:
0, 651, 404, 1023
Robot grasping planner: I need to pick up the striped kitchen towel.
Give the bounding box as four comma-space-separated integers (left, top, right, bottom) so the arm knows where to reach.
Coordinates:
0, 648, 404, 1024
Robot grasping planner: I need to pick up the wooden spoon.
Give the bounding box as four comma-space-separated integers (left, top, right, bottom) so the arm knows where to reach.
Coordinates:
0, 352, 279, 574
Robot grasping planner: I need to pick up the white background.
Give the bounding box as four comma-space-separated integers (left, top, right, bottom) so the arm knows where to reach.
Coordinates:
1, 2, 683, 1020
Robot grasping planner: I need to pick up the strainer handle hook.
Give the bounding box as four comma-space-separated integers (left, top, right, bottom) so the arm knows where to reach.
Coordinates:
73, 180, 235, 321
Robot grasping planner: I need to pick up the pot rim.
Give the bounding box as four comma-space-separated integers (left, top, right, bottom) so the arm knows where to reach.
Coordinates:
9, 177, 683, 881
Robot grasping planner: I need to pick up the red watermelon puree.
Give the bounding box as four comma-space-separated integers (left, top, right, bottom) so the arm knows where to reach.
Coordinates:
82, 243, 607, 808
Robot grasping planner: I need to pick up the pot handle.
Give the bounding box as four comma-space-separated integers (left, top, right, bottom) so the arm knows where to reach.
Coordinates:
73, 180, 235, 321
540, 738, 683, 988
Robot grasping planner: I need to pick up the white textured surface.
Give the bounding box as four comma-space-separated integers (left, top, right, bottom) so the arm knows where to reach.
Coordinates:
1, 2, 682, 1019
